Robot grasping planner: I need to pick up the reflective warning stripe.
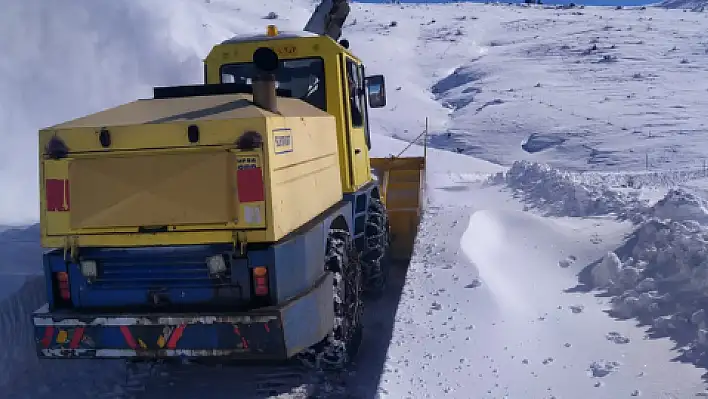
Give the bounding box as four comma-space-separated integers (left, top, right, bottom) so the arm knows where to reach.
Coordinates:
40, 326, 54, 348
234, 325, 249, 349
69, 327, 85, 349
119, 325, 138, 349
166, 325, 185, 349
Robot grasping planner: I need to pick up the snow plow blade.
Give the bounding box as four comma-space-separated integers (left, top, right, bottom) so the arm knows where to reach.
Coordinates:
31, 273, 334, 360
371, 156, 426, 261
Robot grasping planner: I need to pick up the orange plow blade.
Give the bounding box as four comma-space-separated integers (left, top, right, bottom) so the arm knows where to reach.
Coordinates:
371, 156, 426, 262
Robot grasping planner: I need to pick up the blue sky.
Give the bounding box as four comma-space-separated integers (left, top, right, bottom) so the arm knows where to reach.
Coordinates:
354, 0, 656, 6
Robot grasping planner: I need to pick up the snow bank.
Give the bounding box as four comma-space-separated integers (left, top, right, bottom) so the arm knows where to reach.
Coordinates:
646, 188, 708, 223
583, 188, 708, 368
488, 160, 648, 218
489, 160, 708, 368
0, 276, 46, 387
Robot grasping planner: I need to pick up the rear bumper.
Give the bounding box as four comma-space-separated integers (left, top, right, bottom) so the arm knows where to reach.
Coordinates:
32, 273, 333, 360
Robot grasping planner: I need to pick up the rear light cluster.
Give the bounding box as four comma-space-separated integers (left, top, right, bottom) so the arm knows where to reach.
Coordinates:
55, 272, 71, 301
205, 254, 269, 300
252, 266, 269, 296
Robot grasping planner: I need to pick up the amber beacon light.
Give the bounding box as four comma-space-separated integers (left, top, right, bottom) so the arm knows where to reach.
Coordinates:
266, 25, 278, 36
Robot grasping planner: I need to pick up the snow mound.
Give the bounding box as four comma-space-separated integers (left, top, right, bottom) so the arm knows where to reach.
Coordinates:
646, 188, 708, 224
584, 187, 708, 367
488, 160, 647, 218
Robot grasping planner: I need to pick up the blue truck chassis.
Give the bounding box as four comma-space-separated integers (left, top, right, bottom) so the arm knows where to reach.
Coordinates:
31, 181, 382, 362
32, 273, 332, 360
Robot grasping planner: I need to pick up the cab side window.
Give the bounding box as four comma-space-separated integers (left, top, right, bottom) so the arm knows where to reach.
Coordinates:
360, 64, 372, 150
346, 59, 364, 127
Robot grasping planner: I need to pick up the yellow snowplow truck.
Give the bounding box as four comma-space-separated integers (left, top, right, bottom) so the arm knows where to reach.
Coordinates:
31, 5, 425, 370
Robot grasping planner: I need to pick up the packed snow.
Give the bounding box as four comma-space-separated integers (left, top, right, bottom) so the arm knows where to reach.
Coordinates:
3, 0, 708, 397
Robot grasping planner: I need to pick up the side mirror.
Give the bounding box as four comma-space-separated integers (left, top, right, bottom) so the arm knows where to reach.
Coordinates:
365, 75, 386, 108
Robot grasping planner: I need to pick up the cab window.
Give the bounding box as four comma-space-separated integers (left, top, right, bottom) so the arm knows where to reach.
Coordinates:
220, 57, 326, 111
345, 58, 364, 127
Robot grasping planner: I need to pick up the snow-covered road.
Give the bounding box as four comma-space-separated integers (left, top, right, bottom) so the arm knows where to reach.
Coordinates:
379, 158, 708, 398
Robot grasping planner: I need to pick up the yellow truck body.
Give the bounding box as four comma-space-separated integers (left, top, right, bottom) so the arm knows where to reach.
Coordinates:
32, 17, 427, 369
39, 93, 342, 248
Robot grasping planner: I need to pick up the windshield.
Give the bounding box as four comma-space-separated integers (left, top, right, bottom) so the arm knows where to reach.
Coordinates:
220, 57, 326, 111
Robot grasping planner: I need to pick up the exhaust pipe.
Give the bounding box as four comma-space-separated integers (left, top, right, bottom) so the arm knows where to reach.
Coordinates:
252, 47, 279, 113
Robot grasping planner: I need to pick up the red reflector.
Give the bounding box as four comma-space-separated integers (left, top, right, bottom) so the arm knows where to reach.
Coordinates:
254, 275, 268, 296
237, 167, 265, 203
56, 272, 71, 300
46, 179, 70, 212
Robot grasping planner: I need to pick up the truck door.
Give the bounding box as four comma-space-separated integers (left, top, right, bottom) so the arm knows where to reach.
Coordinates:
340, 55, 372, 189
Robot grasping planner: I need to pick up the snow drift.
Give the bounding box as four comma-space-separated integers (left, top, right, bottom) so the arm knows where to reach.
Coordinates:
490, 159, 708, 372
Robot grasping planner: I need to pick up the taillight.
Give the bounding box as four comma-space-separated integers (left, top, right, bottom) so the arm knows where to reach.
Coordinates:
252, 266, 269, 296
55, 272, 71, 301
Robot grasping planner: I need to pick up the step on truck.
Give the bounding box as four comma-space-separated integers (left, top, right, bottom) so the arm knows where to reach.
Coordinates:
32, 2, 425, 370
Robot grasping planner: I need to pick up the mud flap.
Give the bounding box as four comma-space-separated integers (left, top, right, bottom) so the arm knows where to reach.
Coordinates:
32, 273, 334, 360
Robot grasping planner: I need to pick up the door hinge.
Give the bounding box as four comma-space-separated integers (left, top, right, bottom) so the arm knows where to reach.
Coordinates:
63, 236, 79, 263
233, 231, 248, 256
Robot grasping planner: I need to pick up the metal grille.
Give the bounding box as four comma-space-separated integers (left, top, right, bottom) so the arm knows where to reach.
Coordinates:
86, 246, 231, 290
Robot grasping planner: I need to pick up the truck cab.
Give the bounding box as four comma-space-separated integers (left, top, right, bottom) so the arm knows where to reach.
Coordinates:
204, 26, 387, 195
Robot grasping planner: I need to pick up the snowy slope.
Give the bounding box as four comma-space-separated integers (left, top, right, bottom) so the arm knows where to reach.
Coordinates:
349, 2, 708, 173
3, 0, 708, 398
658, 0, 708, 10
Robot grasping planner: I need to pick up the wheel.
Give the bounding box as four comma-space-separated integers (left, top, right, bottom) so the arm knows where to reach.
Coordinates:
297, 228, 364, 371
361, 197, 391, 297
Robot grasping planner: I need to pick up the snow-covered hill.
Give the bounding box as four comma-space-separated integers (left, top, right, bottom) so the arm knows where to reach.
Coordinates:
657, 0, 708, 10
3, 0, 708, 398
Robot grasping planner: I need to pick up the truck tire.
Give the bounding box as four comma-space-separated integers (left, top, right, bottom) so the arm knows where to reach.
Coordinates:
298, 228, 363, 370
361, 197, 391, 297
